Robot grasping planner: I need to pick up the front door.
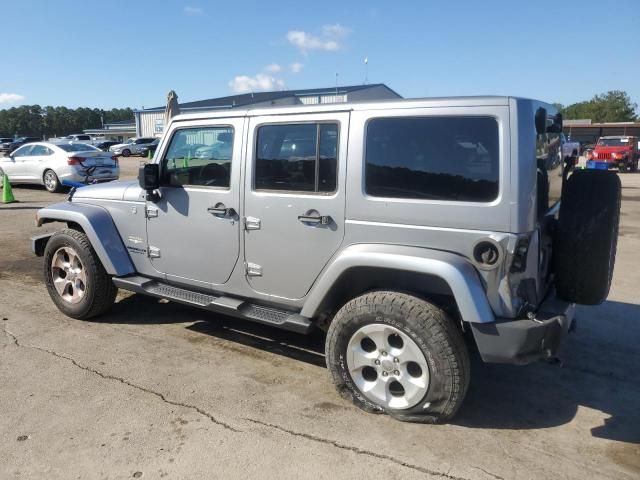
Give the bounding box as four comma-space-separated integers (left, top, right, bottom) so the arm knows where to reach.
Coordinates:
146, 119, 243, 288
244, 112, 349, 299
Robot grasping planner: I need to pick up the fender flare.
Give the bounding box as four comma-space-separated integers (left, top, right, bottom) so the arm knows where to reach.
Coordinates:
36, 201, 135, 276
301, 244, 495, 323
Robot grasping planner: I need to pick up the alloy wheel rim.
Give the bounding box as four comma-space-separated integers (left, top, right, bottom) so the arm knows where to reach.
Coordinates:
44, 171, 56, 190
346, 323, 430, 410
50, 246, 87, 304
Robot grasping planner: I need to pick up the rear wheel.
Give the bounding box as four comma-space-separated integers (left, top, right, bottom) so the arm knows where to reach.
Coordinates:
44, 229, 118, 319
326, 291, 470, 423
43, 169, 62, 193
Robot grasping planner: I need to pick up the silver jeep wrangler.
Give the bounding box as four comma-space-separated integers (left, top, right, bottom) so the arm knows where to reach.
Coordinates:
32, 97, 621, 423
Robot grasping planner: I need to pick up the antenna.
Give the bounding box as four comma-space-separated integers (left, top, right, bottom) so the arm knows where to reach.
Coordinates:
364, 57, 369, 85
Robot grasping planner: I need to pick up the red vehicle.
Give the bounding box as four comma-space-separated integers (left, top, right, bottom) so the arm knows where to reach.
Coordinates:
588, 136, 639, 172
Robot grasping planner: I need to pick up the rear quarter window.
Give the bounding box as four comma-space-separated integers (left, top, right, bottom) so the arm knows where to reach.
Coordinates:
365, 116, 499, 202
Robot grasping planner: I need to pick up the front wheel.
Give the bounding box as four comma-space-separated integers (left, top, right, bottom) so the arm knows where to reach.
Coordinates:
325, 291, 470, 423
121, 149, 131, 157
44, 229, 118, 319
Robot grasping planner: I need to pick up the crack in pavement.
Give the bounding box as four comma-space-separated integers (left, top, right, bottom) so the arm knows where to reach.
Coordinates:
1, 326, 241, 433
242, 417, 474, 480
2, 325, 494, 480
471, 467, 504, 480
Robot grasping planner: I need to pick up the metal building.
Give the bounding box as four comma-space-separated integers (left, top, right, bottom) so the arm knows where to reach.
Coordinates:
135, 84, 401, 138
563, 119, 640, 144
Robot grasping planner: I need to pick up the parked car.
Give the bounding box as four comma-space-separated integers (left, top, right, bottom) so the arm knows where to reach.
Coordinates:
0, 142, 119, 192
588, 135, 639, 172
138, 138, 161, 158
0, 137, 14, 153
66, 134, 93, 143
1, 136, 41, 153
109, 137, 157, 157
94, 140, 120, 152
560, 133, 580, 161
31, 97, 620, 423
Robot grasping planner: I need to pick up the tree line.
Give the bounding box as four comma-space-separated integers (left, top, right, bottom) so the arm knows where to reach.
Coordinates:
555, 90, 637, 123
0, 105, 134, 138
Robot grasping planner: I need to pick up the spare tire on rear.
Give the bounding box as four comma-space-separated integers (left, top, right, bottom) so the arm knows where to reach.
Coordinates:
554, 169, 621, 305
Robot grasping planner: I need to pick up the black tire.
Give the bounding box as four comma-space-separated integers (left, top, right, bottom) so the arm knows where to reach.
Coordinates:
554, 170, 621, 305
43, 169, 62, 193
325, 291, 470, 424
121, 149, 131, 157
43, 229, 118, 319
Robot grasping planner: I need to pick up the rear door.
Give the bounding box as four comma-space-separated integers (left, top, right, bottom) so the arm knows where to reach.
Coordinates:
145, 118, 243, 288
243, 112, 349, 299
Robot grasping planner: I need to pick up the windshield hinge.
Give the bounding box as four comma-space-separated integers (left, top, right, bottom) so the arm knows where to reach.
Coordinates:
148, 246, 161, 258
145, 206, 158, 218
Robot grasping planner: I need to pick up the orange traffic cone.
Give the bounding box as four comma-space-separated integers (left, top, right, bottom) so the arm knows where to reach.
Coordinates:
2, 173, 16, 204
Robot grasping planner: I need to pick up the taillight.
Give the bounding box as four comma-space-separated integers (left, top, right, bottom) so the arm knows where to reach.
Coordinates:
67, 156, 85, 165
111, 156, 118, 166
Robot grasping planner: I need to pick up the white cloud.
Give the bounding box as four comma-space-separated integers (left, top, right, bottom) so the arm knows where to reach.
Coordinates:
0, 93, 25, 104
287, 31, 339, 53
183, 6, 203, 16
286, 23, 350, 54
289, 63, 304, 73
322, 24, 350, 38
265, 63, 281, 73
229, 73, 285, 94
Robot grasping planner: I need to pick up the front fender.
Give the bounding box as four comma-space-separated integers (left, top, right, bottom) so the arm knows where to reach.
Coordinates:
36, 201, 135, 276
301, 244, 495, 323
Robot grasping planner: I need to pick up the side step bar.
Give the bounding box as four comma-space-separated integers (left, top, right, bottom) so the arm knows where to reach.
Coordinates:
112, 275, 313, 334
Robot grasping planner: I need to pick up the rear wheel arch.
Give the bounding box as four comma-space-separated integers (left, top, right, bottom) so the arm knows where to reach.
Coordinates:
309, 266, 462, 330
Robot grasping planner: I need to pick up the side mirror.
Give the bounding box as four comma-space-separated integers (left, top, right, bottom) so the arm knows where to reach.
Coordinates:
139, 163, 159, 191
535, 107, 547, 135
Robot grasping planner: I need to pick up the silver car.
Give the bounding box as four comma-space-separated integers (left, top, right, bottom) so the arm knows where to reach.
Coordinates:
109, 137, 157, 157
0, 142, 119, 192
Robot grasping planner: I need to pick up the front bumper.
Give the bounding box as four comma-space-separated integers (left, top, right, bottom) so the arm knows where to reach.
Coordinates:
471, 295, 575, 365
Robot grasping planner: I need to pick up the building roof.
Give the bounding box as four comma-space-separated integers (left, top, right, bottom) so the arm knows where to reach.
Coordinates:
140, 84, 399, 112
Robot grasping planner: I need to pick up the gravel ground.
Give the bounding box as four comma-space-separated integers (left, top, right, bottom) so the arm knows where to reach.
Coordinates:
1, 157, 639, 480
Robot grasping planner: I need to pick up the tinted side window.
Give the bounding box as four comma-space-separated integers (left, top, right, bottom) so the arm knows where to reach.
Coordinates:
161, 127, 233, 188
255, 123, 338, 193
365, 117, 499, 202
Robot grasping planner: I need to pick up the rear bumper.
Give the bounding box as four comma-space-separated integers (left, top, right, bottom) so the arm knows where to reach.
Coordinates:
471, 294, 575, 365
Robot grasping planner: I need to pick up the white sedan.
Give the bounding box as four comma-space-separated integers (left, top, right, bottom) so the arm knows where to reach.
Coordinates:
0, 142, 120, 193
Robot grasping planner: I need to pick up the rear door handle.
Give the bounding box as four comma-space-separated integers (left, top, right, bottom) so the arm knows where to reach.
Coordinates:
298, 213, 331, 225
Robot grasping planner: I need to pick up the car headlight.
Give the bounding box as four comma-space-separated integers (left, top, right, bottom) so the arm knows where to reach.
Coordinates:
611, 152, 618, 159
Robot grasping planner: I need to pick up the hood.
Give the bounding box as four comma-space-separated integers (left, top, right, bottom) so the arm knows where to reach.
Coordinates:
72, 180, 144, 202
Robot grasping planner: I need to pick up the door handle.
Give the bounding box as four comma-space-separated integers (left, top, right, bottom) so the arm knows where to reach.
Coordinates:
298, 213, 331, 225
207, 203, 236, 217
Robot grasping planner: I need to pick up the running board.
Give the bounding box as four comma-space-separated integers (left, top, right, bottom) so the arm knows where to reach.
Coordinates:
112, 275, 313, 334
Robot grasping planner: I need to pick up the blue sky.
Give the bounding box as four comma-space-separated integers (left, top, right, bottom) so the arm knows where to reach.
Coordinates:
1, 0, 639, 110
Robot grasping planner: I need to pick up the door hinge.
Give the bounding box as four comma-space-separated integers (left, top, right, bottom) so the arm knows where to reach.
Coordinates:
148, 246, 161, 258
145, 206, 158, 218
244, 216, 261, 231
246, 262, 262, 277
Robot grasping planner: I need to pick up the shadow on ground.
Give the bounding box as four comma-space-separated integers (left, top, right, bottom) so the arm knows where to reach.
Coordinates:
96, 294, 640, 444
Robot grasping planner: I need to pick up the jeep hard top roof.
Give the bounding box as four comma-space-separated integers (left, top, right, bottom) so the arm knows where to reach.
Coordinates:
169, 96, 546, 124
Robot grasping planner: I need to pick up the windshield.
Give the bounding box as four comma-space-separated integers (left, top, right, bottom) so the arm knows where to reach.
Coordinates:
598, 138, 630, 147
57, 143, 100, 152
